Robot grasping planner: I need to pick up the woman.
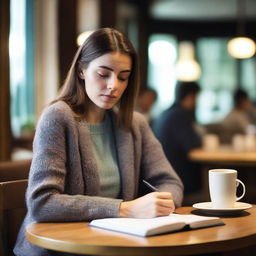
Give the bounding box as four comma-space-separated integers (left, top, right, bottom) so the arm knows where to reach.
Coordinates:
14, 28, 183, 256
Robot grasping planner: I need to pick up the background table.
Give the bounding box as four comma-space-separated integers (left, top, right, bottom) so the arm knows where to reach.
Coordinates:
26, 206, 256, 256
189, 146, 256, 165
189, 146, 256, 204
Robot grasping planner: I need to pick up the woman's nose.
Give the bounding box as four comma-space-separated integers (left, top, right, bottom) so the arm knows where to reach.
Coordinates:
107, 76, 118, 91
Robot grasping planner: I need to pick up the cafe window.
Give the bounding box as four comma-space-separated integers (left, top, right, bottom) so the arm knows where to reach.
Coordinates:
9, 0, 35, 137
148, 34, 178, 117
148, 36, 236, 124
241, 58, 256, 100
197, 38, 256, 124
196, 38, 236, 124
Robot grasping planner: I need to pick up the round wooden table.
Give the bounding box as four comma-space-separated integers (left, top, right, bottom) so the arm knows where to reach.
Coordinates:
26, 206, 256, 256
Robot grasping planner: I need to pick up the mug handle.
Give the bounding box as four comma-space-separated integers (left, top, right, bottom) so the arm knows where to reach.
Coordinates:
236, 179, 246, 201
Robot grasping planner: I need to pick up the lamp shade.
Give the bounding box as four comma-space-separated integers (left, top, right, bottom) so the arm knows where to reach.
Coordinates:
176, 60, 201, 82
77, 31, 94, 46
176, 41, 201, 81
227, 37, 256, 59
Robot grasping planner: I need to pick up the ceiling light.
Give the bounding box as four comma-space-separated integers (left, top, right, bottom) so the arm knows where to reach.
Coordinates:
227, 0, 256, 59
176, 41, 201, 82
77, 31, 94, 46
227, 37, 256, 59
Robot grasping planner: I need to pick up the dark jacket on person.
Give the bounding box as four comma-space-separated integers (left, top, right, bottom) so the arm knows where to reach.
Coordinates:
153, 103, 202, 195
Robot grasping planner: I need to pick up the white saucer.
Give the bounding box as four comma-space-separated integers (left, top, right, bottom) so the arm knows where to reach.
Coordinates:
192, 202, 252, 215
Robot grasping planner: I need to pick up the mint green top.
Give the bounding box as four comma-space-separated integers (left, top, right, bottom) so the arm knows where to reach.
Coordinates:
85, 112, 121, 198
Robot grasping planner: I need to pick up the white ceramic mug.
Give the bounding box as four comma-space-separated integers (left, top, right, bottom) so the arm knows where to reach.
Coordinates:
209, 169, 246, 208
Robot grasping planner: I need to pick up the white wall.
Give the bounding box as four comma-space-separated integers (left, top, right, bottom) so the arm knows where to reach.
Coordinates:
77, 0, 99, 34
34, 0, 59, 119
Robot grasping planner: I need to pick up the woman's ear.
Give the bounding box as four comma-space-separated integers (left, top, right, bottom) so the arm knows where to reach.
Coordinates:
77, 67, 85, 80
78, 68, 85, 80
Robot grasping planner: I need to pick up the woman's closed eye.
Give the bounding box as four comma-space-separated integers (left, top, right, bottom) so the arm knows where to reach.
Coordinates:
97, 72, 129, 82
98, 72, 109, 78
118, 75, 129, 82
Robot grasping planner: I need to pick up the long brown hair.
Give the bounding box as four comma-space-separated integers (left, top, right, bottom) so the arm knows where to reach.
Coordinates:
53, 28, 140, 130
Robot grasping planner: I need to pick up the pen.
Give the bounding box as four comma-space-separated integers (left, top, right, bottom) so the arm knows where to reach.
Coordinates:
142, 179, 158, 192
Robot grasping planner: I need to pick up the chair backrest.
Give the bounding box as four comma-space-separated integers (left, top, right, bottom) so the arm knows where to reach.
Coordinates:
0, 179, 28, 256
0, 159, 31, 182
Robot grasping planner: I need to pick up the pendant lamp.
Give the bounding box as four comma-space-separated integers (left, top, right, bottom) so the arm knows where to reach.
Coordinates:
176, 41, 201, 82
227, 0, 256, 59
77, 30, 94, 46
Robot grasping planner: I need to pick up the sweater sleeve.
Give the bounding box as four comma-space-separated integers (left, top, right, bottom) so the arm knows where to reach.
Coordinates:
27, 104, 122, 222
134, 113, 184, 207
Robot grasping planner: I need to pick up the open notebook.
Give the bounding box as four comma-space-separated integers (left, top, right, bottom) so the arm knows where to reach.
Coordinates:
89, 213, 224, 237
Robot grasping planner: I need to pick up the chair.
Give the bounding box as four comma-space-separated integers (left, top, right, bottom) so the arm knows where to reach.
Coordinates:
0, 159, 31, 182
0, 179, 28, 256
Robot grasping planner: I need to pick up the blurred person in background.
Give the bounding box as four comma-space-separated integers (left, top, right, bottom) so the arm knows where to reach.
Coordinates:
222, 89, 256, 136
153, 81, 202, 205
136, 87, 157, 125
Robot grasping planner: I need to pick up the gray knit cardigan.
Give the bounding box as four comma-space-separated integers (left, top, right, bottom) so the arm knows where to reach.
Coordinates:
14, 101, 183, 256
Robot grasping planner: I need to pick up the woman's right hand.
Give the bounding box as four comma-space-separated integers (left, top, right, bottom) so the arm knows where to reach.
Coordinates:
118, 192, 175, 218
